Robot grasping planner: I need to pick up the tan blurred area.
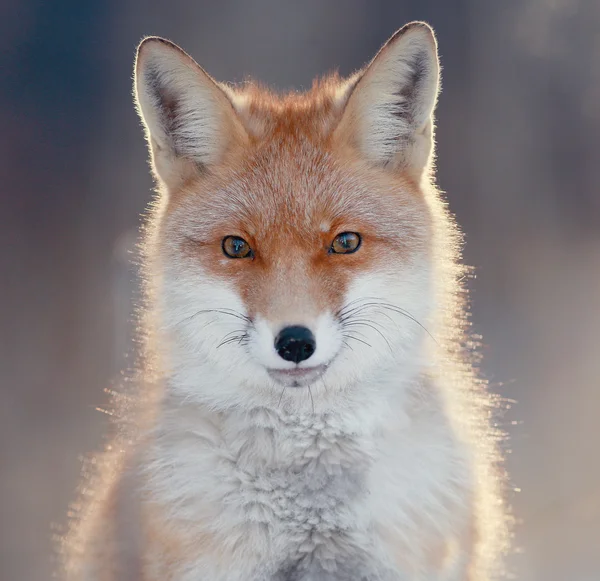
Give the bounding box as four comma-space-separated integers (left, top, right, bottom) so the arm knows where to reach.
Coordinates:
1, 1, 599, 580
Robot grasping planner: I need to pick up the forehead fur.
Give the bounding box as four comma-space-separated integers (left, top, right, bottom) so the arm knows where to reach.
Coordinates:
223, 74, 355, 141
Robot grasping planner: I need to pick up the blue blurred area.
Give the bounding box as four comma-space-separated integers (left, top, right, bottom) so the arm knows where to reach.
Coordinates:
1, 1, 599, 580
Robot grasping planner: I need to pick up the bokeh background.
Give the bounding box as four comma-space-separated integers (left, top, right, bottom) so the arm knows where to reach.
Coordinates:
1, 1, 599, 579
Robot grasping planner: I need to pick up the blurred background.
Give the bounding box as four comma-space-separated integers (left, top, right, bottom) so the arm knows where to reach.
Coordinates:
1, 0, 599, 579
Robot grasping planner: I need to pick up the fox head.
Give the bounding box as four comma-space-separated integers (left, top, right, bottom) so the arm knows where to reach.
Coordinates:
134, 22, 445, 412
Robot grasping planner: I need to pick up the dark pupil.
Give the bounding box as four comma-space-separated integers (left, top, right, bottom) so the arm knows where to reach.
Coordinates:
232, 239, 246, 254
339, 234, 353, 248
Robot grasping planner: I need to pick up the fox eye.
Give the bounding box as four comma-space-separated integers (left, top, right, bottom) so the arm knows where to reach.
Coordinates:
330, 232, 361, 254
222, 236, 253, 259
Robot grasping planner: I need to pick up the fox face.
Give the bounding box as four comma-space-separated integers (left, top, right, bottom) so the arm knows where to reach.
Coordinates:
135, 23, 441, 411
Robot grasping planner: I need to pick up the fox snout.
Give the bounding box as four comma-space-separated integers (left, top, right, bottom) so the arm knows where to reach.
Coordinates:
274, 325, 316, 363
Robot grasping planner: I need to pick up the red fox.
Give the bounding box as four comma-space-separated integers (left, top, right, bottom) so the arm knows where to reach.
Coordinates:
61, 21, 510, 581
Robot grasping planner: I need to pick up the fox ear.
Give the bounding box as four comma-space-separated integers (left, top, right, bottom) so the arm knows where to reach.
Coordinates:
335, 22, 440, 176
134, 37, 247, 190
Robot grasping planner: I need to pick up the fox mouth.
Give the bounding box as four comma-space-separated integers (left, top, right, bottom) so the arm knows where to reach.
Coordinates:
267, 364, 328, 387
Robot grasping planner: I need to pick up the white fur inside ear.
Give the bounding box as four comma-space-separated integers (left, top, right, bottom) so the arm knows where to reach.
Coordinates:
134, 38, 239, 172
337, 22, 440, 169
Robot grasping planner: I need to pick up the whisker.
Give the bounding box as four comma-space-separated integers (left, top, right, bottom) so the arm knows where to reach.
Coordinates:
216, 334, 247, 349
347, 309, 397, 326
337, 297, 437, 345
342, 321, 393, 353
336, 296, 372, 319
372, 304, 438, 345
308, 386, 315, 414
278, 386, 287, 408
174, 307, 253, 351
179, 308, 252, 327
342, 316, 390, 329
219, 329, 247, 341
343, 333, 372, 348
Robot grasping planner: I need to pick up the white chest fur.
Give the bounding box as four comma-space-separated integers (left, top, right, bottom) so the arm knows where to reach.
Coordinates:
145, 390, 471, 581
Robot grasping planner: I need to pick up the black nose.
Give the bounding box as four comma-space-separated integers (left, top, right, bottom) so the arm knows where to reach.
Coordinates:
274, 326, 316, 363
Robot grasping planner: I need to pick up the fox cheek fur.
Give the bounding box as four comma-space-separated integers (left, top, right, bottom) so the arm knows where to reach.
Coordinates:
61, 21, 509, 581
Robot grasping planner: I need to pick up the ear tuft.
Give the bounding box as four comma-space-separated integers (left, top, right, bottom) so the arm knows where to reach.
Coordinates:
134, 37, 246, 189
335, 22, 440, 175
